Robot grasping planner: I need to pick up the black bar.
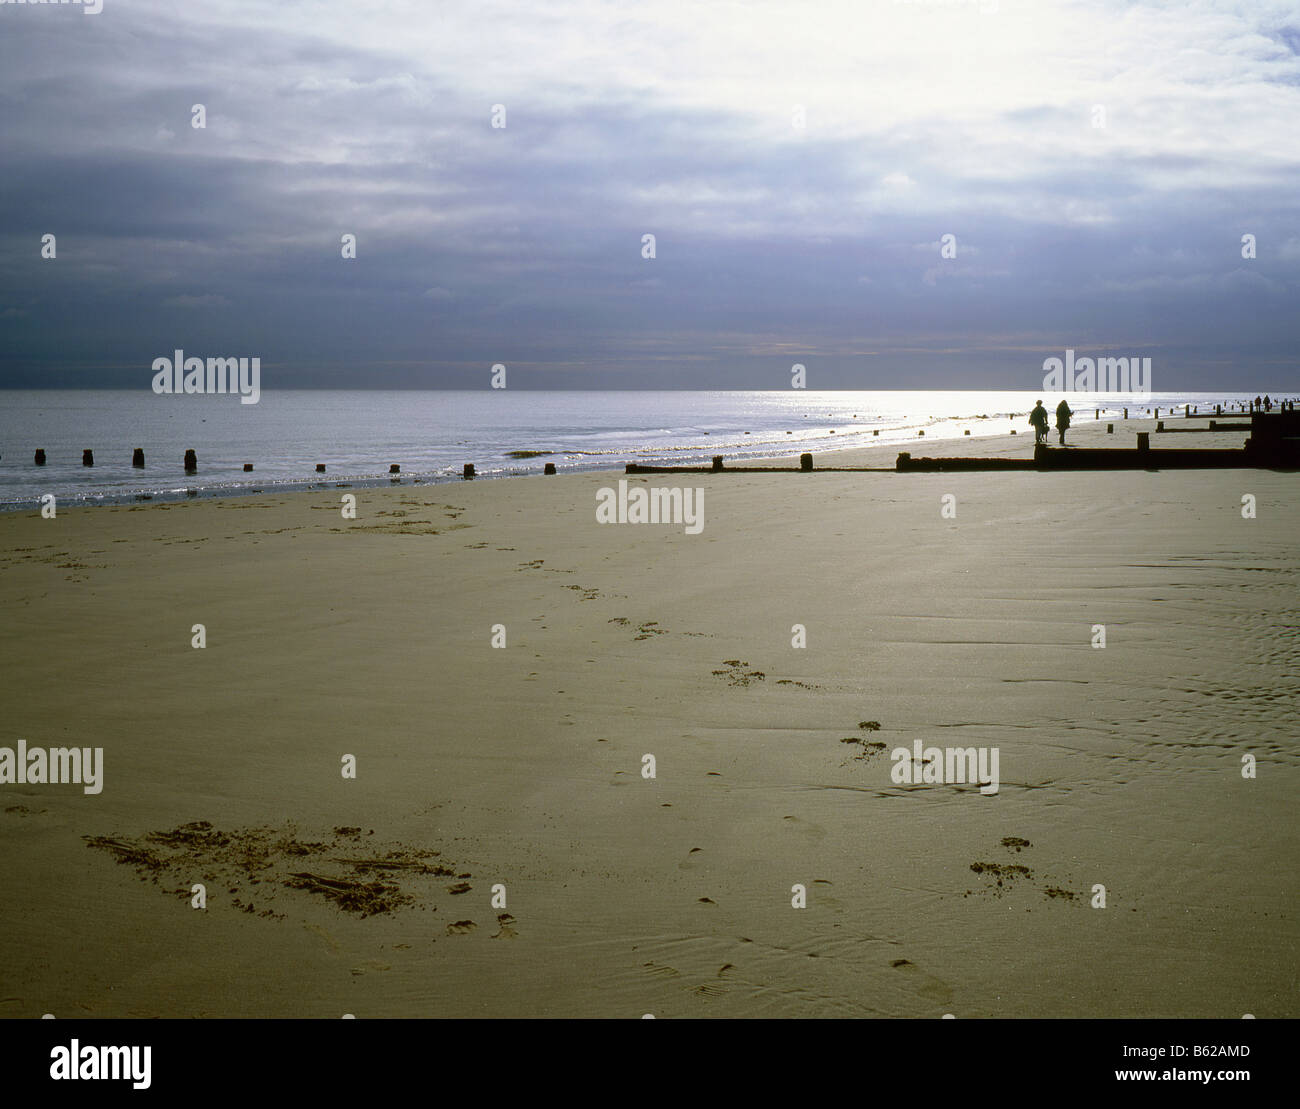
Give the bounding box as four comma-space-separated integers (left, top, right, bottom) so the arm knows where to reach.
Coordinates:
0, 1017, 1287, 1095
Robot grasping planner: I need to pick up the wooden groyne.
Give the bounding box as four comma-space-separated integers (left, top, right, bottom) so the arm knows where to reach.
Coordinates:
894, 454, 1037, 472
625, 460, 896, 475
900, 412, 1297, 472
1244, 410, 1300, 466
16, 451, 491, 479
1154, 421, 1251, 433
894, 446, 1255, 472
625, 413, 1298, 475
1033, 444, 1252, 470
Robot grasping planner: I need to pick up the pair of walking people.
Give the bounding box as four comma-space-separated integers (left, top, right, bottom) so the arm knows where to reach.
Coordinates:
1030, 399, 1072, 445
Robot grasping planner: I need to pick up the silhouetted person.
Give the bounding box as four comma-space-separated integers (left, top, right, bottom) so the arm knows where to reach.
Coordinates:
1055, 399, 1073, 445
1264, 394, 1272, 412
1029, 400, 1049, 444
1254, 395, 1262, 411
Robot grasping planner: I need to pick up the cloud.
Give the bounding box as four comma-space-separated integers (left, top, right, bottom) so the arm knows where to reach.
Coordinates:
0, 0, 1297, 387
1276, 237, 1300, 260
163, 294, 231, 309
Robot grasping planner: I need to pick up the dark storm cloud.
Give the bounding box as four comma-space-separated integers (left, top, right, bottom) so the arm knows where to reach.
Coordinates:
1, 0, 1298, 390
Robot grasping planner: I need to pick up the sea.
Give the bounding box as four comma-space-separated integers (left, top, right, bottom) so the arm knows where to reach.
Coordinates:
0, 389, 1268, 512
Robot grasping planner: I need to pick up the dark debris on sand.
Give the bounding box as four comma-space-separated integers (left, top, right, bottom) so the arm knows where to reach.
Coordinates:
964, 838, 1079, 903
712, 660, 766, 686
84, 820, 464, 919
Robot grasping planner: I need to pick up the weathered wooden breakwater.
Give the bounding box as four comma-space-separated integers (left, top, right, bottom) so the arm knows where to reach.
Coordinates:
625, 413, 1299, 475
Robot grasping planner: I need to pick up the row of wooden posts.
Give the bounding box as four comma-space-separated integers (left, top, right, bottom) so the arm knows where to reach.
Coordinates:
17, 403, 1255, 474
26, 450, 556, 478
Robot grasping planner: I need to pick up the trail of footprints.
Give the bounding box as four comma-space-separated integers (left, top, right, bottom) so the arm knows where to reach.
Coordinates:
69, 520, 1086, 1014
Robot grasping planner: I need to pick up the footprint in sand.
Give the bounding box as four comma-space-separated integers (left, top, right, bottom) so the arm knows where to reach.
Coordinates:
350, 960, 392, 976
810, 879, 842, 910
678, 847, 704, 871
643, 962, 681, 979
712, 660, 766, 687
890, 959, 954, 1004
304, 923, 341, 955
2, 804, 59, 828
782, 815, 827, 842
966, 839, 1077, 902
491, 913, 518, 940
446, 920, 477, 935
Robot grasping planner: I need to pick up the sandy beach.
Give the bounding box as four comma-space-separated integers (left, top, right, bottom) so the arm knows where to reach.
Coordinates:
1, 415, 1296, 1018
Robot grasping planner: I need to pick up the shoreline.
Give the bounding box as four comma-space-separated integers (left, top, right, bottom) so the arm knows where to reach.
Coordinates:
0, 405, 1267, 517
1, 410, 1295, 1017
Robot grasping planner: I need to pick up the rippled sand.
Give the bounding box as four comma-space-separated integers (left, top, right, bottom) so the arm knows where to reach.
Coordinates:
1, 417, 1295, 1017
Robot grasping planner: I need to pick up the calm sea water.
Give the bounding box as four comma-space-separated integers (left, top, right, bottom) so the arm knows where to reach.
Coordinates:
0, 389, 1260, 512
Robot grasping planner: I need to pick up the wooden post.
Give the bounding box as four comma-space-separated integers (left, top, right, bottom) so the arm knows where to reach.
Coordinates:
1216, 404, 1221, 416
316, 463, 326, 473
243, 463, 254, 472
34, 449, 46, 466
918, 430, 925, 437
964, 429, 971, 435
389, 464, 400, 473
463, 464, 475, 478
800, 453, 813, 472
711, 456, 723, 472
873, 429, 879, 436
1157, 420, 1164, 431
132, 448, 145, 468
1107, 423, 1114, 433
1154, 408, 1159, 418
1137, 432, 1150, 451
543, 463, 556, 475
1123, 408, 1128, 419
82, 449, 94, 466
184, 449, 197, 471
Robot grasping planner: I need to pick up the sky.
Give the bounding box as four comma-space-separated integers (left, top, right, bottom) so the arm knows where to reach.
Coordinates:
1, 0, 1298, 390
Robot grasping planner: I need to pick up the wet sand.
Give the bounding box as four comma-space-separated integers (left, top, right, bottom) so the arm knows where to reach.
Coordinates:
1, 417, 1296, 1017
